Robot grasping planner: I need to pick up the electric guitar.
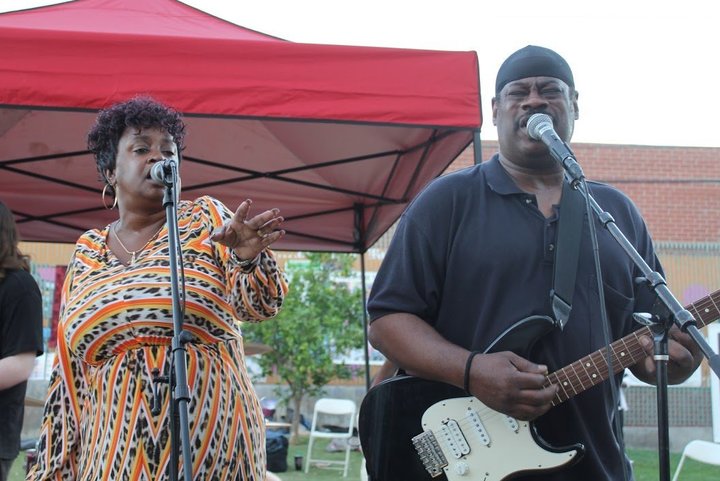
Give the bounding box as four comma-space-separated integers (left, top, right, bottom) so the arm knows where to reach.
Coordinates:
359, 289, 720, 481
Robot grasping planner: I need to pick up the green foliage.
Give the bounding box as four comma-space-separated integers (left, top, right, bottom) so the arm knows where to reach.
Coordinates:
243, 253, 365, 438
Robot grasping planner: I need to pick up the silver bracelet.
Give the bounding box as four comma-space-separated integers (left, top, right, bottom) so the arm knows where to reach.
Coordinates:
238, 257, 255, 267
237, 253, 260, 268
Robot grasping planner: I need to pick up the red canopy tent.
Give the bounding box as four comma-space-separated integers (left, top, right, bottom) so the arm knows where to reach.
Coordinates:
0, 0, 482, 388
0, 0, 482, 253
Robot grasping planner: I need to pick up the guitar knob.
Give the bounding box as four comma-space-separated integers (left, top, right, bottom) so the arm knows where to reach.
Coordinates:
454, 462, 469, 476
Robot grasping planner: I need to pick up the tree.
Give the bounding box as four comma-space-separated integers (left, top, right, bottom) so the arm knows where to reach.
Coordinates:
243, 252, 365, 443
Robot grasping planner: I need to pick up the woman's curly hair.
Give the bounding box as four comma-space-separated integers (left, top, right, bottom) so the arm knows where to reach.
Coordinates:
87, 96, 186, 184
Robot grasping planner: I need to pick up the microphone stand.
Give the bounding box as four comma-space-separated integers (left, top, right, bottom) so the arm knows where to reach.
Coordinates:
153, 159, 194, 481
554, 143, 720, 481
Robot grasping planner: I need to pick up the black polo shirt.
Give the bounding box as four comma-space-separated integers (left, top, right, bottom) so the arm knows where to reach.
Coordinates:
368, 154, 660, 480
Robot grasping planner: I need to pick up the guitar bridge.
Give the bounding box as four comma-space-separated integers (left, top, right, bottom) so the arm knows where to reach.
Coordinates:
412, 430, 448, 478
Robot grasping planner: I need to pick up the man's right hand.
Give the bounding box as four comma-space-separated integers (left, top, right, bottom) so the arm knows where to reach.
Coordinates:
466, 351, 558, 421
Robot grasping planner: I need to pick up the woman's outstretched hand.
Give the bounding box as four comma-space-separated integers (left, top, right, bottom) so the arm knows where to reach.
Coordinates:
211, 199, 285, 262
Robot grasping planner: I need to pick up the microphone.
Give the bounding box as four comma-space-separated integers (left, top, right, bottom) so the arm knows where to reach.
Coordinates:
150, 159, 176, 186
526, 113, 584, 182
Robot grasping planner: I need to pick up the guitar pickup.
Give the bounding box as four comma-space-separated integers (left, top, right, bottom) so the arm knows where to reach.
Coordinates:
440, 419, 471, 458
466, 408, 491, 446
504, 415, 520, 433
412, 430, 448, 478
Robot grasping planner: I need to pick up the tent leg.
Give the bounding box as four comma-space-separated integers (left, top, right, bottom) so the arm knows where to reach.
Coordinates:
473, 129, 482, 165
360, 252, 371, 391
353, 202, 372, 392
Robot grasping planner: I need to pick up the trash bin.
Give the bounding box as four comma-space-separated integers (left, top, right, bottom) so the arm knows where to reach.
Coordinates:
266, 429, 288, 472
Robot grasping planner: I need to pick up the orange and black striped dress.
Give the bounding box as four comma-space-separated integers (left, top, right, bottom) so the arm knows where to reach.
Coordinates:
28, 196, 288, 481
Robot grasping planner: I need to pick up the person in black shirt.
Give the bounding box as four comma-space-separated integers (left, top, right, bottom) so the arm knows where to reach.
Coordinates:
366, 45, 703, 480
0, 200, 43, 481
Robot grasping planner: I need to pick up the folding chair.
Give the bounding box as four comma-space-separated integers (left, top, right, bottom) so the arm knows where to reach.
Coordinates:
671, 439, 720, 481
305, 398, 357, 477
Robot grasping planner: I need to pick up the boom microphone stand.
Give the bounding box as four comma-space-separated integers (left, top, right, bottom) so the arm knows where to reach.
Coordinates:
151, 158, 194, 481
530, 114, 720, 481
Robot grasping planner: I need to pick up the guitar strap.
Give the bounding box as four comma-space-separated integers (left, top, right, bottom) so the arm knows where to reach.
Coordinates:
551, 180, 585, 330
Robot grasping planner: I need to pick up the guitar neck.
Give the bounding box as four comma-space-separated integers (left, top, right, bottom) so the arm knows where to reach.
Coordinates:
547, 288, 720, 405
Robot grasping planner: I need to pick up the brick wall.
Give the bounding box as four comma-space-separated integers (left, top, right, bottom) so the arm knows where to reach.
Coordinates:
454, 140, 720, 243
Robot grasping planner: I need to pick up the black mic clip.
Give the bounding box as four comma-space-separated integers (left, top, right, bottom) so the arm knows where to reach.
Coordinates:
150, 368, 169, 416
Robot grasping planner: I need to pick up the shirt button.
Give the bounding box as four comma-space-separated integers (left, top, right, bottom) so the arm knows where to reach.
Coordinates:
548, 243, 555, 251
525, 197, 532, 204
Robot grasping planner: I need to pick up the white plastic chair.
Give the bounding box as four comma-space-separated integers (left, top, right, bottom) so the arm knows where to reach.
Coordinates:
671, 440, 720, 481
360, 457, 368, 481
305, 398, 357, 477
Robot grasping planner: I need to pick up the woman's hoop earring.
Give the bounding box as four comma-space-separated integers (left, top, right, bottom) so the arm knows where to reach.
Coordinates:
102, 183, 118, 210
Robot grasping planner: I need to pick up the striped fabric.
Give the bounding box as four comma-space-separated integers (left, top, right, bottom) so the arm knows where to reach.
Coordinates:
28, 196, 288, 481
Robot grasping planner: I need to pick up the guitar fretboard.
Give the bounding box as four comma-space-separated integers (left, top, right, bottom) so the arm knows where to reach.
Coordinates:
546, 288, 720, 405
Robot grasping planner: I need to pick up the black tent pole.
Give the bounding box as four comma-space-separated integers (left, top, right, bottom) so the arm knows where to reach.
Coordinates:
473, 129, 482, 165
354, 203, 372, 391
360, 252, 371, 391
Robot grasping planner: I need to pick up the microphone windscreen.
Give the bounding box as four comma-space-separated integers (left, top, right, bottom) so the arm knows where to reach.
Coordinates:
527, 113, 553, 140
150, 161, 166, 184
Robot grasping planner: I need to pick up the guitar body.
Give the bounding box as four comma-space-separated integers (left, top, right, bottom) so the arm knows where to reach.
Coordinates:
359, 315, 585, 481
419, 395, 581, 481
361, 376, 465, 481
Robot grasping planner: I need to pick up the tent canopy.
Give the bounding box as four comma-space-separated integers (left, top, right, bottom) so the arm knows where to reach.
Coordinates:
0, 0, 482, 253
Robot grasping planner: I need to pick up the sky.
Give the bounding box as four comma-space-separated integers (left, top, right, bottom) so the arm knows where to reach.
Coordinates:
3, 0, 719, 148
